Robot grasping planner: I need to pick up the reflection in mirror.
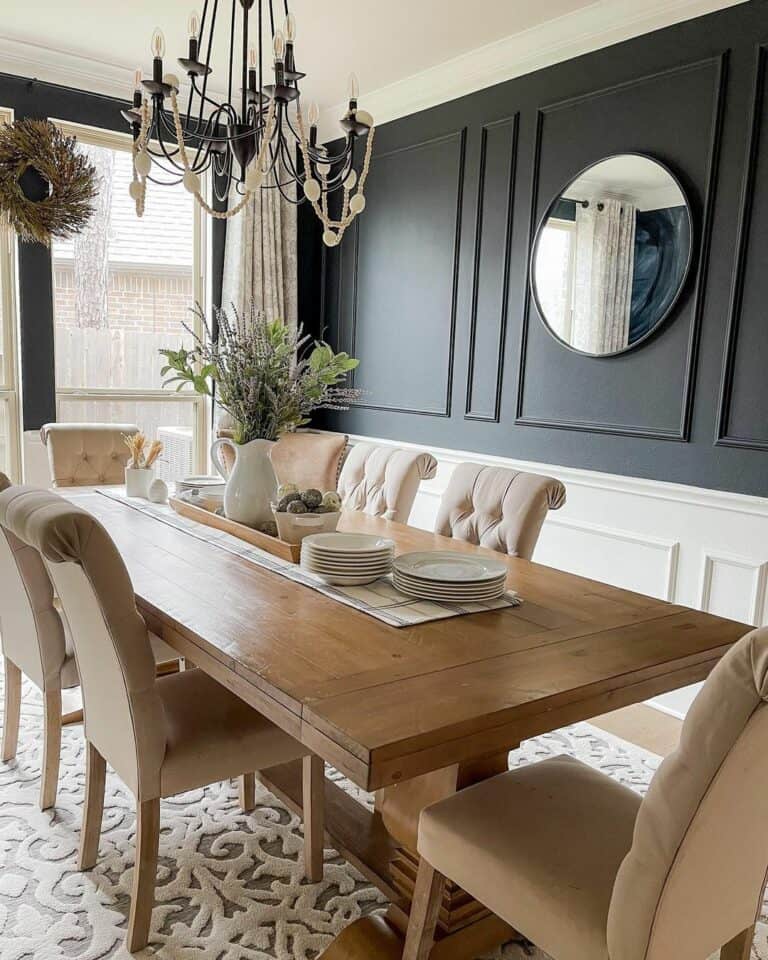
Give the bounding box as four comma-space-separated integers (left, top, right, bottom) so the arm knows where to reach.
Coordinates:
532, 154, 692, 356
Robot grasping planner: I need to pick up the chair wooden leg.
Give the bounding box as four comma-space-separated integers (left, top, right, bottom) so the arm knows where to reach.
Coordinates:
239, 772, 256, 812
39, 688, 62, 811
127, 798, 160, 954
403, 858, 445, 960
1, 658, 21, 762
79, 742, 107, 870
302, 754, 325, 882
721, 925, 755, 960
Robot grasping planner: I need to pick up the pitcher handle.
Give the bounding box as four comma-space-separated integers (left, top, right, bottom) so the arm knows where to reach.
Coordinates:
211, 437, 237, 480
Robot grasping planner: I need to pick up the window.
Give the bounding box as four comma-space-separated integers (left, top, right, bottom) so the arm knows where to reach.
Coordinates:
0, 107, 21, 481
51, 122, 208, 480
534, 218, 576, 343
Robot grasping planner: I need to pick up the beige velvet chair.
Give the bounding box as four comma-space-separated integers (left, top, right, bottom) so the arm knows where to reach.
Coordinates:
337, 443, 438, 523
434, 462, 566, 559
270, 430, 349, 491
0, 485, 326, 953
0, 474, 178, 811
404, 626, 768, 960
41, 422, 139, 487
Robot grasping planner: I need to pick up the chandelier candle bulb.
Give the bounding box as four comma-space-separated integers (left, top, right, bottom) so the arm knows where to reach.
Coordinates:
273, 30, 285, 61
133, 67, 143, 91
284, 13, 296, 42
347, 72, 359, 102
151, 28, 166, 58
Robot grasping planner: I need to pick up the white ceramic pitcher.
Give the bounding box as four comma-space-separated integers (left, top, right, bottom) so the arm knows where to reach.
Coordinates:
210, 437, 277, 527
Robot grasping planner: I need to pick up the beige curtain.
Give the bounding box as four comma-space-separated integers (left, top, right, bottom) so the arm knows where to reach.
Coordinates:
221, 161, 298, 330
572, 197, 636, 354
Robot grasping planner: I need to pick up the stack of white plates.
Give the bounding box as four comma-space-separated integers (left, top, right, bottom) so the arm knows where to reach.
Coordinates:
393, 552, 508, 602
301, 533, 395, 585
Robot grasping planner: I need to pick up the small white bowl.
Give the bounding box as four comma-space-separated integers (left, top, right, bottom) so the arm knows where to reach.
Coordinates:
272, 507, 341, 544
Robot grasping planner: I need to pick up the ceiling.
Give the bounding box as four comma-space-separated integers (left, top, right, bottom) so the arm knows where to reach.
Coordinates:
0, 0, 747, 136
0, 0, 622, 107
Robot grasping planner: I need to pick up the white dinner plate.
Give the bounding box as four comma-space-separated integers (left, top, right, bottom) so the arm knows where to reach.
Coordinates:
302, 533, 395, 554
393, 551, 507, 584
301, 551, 393, 569
393, 567, 506, 585
393, 580, 506, 602
304, 562, 392, 575
303, 547, 394, 561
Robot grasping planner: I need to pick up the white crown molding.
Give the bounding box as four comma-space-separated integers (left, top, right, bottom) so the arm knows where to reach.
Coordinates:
0, 35, 227, 105
319, 0, 746, 140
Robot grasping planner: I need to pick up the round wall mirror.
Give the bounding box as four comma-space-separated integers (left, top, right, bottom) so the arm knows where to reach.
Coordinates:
531, 154, 693, 357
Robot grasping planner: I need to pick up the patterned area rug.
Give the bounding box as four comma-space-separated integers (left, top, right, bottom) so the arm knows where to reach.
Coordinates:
0, 676, 765, 959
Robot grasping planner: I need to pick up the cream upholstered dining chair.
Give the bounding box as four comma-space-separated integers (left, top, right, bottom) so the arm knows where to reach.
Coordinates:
403, 626, 768, 960
270, 430, 349, 490
0, 474, 179, 811
41, 422, 139, 487
0, 471, 78, 809
0, 486, 327, 953
434, 462, 566, 559
337, 442, 438, 523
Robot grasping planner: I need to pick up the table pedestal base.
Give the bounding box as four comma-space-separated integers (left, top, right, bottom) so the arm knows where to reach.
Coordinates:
259, 750, 517, 960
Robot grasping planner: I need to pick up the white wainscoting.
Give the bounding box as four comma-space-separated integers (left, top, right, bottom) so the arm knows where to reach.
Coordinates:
348, 433, 768, 718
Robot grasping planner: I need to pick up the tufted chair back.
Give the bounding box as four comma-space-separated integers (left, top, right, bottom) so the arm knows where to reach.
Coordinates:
338, 443, 438, 523
434, 463, 565, 559
270, 431, 348, 491
41, 423, 139, 487
0, 485, 166, 800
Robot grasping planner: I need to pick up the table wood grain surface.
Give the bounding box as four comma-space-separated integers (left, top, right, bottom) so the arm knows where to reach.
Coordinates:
60, 490, 750, 792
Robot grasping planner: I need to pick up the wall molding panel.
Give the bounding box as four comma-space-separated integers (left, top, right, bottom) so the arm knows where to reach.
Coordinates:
699, 551, 768, 626
514, 54, 728, 441
465, 114, 518, 422
716, 43, 768, 450
344, 129, 466, 418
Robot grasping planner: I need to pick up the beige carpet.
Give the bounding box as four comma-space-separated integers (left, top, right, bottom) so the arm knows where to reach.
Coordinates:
0, 674, 764, 959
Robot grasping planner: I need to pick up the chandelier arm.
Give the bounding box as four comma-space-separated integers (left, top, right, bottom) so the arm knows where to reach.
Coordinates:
227, 0, 236, 109
197, 0, 219, 127
241, 0, 248, 124
268, 0, 275, 37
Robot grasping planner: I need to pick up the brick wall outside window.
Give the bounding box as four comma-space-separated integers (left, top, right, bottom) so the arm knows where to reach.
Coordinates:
53, 264, 194, 334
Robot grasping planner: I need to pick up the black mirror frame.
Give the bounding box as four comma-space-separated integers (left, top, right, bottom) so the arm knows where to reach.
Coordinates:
529, 151, 695, 359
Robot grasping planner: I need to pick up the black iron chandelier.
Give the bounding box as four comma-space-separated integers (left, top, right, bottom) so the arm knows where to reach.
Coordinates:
123, 0, 375, 246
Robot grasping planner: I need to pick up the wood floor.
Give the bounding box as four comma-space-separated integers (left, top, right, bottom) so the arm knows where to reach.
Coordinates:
591, 702, 682, 757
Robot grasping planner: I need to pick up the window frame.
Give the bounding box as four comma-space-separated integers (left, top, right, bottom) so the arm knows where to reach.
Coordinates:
0, 106, 21, 482
51, 119, 210, 474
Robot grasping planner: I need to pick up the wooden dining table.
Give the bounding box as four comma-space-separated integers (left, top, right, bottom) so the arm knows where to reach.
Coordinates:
61, 489, 749, 960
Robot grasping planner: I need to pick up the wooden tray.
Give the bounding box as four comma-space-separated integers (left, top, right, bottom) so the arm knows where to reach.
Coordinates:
169, 497, 301, 563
